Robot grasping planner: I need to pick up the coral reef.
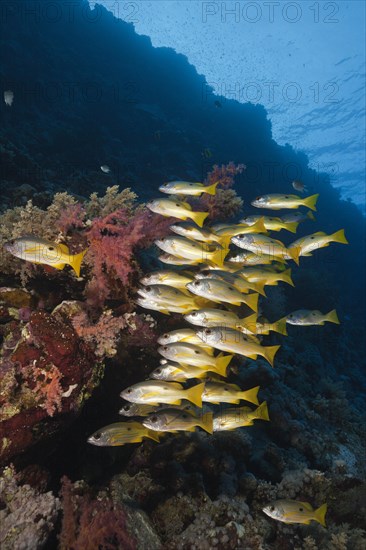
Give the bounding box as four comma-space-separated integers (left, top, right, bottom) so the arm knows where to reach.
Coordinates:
0, 465, 60, 550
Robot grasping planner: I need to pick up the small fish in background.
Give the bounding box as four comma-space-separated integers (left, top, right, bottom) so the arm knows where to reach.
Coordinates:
262, 500, 327, 526
159, 180, 218, 196
240, 214, 299, 234
155, 236, 227, 267
142, 408, 214, 434
3, 236, 87, 277
202, 381, 260, 405
286, 309, 340, 326
231, 233, 299, 264
140, 270, 194, 289
251, 193, 319, 211
187, 278, 259, 311
147, 198, 208, 227
100, 165, 111, 173
292, 180, 307, 193
87, 421, 160, 446
4, 90, 14, 107
214, 100, 222, 108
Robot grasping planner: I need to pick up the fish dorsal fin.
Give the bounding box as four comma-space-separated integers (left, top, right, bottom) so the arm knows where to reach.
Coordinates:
313, 232, 326, 236
298, 501, 313, 511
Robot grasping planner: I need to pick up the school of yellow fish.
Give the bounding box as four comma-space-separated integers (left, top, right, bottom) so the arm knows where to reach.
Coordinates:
3, 178, 345, 527
88, 180, 347, 479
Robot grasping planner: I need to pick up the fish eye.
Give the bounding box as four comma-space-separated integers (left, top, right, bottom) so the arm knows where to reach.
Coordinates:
163, 346, 168, 351
182, 413, 188, 418
127, 389, 132, 393
255, 196, 261, 200
310, 236, 315, 239
123, 405, 130, 411
163, 333, 168, 338
299, 507, 303, 512
48, 246, 55, 251
151, 416, 158, 422
155, 368, 161, 374
192, 312, 198, 316
194, 350, 201, 354
94, 432, 102, 440
145, 286, 151, 291
312, 312, 316, 316
193, 281, 200, 286
285, 195, 289, 199
289, 314, 293, 318
269, 506, 274, 511
206, 329, 212, 334
175, 203, 180, 207
127, 427, 131, 431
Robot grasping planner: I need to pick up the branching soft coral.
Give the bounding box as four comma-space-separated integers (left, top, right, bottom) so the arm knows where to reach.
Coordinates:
71, 309, 127, 358
198, 162, 246, 220
59, 477, 136, 550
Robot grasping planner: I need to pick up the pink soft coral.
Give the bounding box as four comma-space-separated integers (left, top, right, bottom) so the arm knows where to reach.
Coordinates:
84, 207, 170, 307
198, 162, 246, 220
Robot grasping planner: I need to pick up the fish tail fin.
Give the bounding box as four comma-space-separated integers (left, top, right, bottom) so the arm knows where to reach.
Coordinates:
254, 400, 270, 421
185, 382, 204, 407
216, 353, 234, 374
251, 217, 267, 234
208, 245, 229, 267
303, 193, 319, 211
245, 293, 259, 312
205, 181, 219, 195
272, 317, 288, 335
307, 210, 316, 221
286, 221, 299, 234
252, 281, 267, 296
146, 430, 160, 442
191, 211, 209, 228
239, 312, 258, 333
314, 503, 327, 527
264, 345, 280, 367
241, 385, 260, 406
69, 249, 87, 277
325, 309, 340, 324
281, 268, 295, 287
199, 411, 214, 434
288, 247, 300, 265
331, 229, 348, 245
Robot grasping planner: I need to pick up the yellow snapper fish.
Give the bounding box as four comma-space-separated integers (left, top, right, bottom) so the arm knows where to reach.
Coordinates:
157, 328, 214, 354
136, 297, 199, 315
281, 210, 315, 223
140, 270, 194, 290
184, 308, 257, 333
213, 218, 268, 246
240, 215, 299, 234
251, 193, 319, 211
155, 236, 228, 267
151, 363, 212, 381
225, 251, 285, 267
170, 223, 221, 244
213, 401, 269, 431
286, 309, 340, 326
137, 285, 196, 310
119, 401, 197, 417
100, 165, 111, 173
143, 408, 214, 433
186, 279, 259, 311
158, 342, 233, 376
231, 234, 299, 264
146, 198, 208, 227
159, 180, 219, 196
4, 236, 87, 277
158, 253, 202, 266
239, 267, 294, 287
287, 229, 348, 257
202, 381, 260, 405
263, 500, 327, 526
87, 421, 160, 446
120, 380, 204, 407
194, 269, 266, 296
197, 327, 280, 367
